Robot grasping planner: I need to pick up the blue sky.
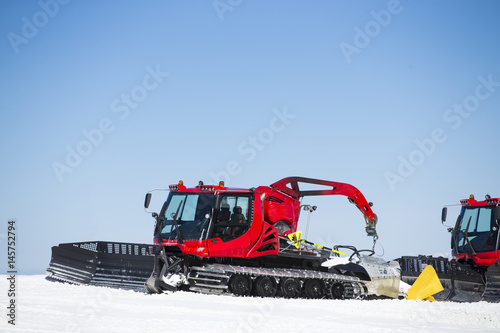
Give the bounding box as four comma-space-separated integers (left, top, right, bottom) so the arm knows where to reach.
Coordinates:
1, 0, 499, 274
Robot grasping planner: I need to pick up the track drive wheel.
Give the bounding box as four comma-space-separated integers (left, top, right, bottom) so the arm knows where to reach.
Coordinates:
304, 279, 325, 298
329, 282, 345, 299
254, 276, 277, 297
280, 278, 301, 298
229, 274, 253, 296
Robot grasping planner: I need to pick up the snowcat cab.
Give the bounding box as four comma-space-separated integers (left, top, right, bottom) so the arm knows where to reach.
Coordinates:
445, 195, 500, 267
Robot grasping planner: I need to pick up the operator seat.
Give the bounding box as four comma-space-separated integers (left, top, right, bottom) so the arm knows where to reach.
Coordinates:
231, 206, 246, 224
217, 204, 231, 223
231, 206, 247, 237
213, 203, 231, 239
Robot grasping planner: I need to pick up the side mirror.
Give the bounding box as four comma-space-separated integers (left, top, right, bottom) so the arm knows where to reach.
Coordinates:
496, 206, 500, 221
144, 193, 152, 209
441, 207, 448, 223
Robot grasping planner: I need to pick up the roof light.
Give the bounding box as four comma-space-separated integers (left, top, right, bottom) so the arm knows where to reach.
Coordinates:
469, 194, 475, 200
485, 194, 491, 200
169, 181, 186, 192
487, 198, 499, 205
200, 185, 215, 192
219, 181, 225, 187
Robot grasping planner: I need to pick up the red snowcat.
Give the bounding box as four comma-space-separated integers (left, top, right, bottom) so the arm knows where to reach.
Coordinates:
47, 177, 400, 299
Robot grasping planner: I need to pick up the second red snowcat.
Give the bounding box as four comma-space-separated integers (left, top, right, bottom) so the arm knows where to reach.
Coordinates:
399, 194, 500, 302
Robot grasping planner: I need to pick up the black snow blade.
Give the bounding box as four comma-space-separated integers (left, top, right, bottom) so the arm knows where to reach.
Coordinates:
46, 241, 157, 291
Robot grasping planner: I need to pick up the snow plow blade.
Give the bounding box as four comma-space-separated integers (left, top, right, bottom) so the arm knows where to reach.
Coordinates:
406, 265, 443, 301
397, 256, 500, 302
329, 255, 401, 299
46, 241, 157, 291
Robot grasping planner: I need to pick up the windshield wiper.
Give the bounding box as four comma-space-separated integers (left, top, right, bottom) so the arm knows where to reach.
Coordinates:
462, 216, 477, 256
171, 200, 185, 244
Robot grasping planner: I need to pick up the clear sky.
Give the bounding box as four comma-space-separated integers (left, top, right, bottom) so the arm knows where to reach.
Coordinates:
1, 0, 499, 274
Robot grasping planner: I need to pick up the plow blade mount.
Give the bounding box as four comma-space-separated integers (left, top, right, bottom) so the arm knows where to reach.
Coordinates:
396, 256, 499, 302
145, 245, 185, 294
46, 241, 157, 291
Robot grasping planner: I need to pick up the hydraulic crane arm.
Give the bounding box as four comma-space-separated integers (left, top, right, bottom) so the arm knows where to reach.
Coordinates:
270, 177, 378, 236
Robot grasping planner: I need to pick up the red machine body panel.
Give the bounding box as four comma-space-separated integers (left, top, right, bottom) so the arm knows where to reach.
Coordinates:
153, 177, 377, 261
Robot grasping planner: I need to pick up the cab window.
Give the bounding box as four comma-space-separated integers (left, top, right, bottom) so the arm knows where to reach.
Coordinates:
457, 207, 497, 253
211, 195, 251, 241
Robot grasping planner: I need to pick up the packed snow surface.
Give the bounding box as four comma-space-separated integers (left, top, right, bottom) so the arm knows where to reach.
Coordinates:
2, 275, 499, 332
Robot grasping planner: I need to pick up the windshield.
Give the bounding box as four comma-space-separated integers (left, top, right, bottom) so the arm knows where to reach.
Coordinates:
157, 193, 214, 241
455, 206, 499, 253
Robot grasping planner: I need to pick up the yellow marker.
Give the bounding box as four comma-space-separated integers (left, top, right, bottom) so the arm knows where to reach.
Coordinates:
329, 248, 346, 256
299, 239, 346, 255
287, 231, 302, 249
311, 242, 346, 255
287, 231, 346, 255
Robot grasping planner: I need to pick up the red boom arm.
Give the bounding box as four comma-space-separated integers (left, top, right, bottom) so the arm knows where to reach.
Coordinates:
270, 177, 378, 236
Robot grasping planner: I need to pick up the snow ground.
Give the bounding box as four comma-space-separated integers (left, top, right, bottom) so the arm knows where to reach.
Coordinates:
1, 275, 499, 333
